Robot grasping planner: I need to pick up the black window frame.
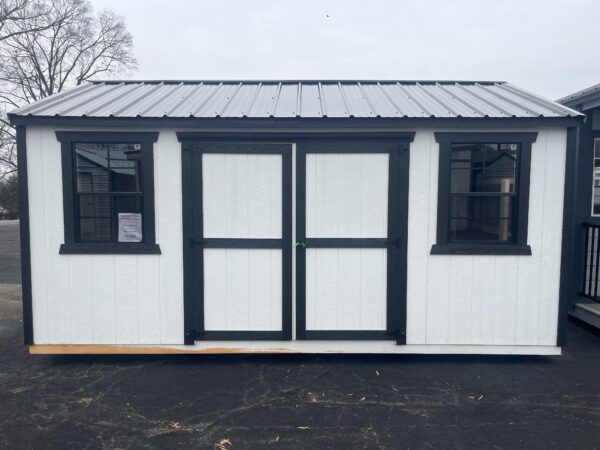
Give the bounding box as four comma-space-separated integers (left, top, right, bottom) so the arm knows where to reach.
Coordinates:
431, 132, 537, 255
56, 131, 161, 254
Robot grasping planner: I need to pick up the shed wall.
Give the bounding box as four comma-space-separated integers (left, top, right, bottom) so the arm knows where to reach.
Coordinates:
26, 126, 566, 348
406, 128, 566, 346
27, 127, 184, 344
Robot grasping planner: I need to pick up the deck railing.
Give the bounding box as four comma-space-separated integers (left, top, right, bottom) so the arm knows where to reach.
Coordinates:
581, 223, 600, 302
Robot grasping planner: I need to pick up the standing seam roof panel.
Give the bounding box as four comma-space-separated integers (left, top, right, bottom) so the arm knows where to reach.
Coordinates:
10, 80, 583, 119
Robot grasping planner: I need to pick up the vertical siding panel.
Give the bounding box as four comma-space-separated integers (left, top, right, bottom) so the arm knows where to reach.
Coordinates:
426, 255, 451, 344
91, 255, 116, 343
538, 129, 566, 344
203, 249, 227, 330
157, 132, 183, 344
41, 127, 71, 343
492, 256, 519, 345
115, 256, 138, 343
309, 249, 339, 330
406, 130, 432, 344
27, 128, 49, 343
426, 131, 451, 344
448, 256, 473, 344
360, 249, 387, 330
69, 255, 94, 343
470, 256, 496, 344
137, 256, 161, 343
338, 249, 361, 329
515, 132, 545, 344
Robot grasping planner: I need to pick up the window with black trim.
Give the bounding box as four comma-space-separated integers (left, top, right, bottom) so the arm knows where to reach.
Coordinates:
56, 132, 161, 254
431, 132, 537, 255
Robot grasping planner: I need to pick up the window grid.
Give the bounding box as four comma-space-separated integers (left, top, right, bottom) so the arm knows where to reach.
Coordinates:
73, 143, 144, 243
447, 142, 520, 244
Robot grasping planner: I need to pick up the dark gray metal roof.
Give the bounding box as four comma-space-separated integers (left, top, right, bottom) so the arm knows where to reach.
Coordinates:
10, 80, 581, 119
557, 82, 600, 111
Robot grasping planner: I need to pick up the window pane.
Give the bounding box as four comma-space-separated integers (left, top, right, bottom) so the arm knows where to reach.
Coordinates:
75, 144, 109, 192
451, 144, 484, 192
79, 218, 111, 241
109, 144, 141, 192
450, 195, 513, 241
79, 194, 111, 218
484, 144, 516, 192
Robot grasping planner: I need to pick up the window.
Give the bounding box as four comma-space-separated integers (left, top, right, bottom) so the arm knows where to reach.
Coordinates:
592, 139, 600, 216
431, 132, 537, 255
57, 132, 160, 254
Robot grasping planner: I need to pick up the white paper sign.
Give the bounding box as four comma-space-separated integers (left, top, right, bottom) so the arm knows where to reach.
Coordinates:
118, 213, 142, 242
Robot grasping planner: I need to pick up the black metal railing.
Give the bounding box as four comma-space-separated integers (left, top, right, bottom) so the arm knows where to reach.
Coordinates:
581, 223, 600, 302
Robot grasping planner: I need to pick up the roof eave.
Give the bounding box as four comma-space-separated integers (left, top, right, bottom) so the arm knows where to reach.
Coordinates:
8, 114, 585, 129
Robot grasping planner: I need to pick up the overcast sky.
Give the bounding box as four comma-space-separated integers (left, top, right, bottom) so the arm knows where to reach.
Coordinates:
92, 0, 599, 100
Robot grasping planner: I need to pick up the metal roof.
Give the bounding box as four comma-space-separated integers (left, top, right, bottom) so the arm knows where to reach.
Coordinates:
10, 80, 581, 119
557, 82, 600, 111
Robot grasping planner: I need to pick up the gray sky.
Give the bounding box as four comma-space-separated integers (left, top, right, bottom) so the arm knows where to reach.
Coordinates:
92, 0, 599, 100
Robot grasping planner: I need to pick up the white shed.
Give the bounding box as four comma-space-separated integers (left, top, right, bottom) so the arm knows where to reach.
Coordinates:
8, 80, 583, 355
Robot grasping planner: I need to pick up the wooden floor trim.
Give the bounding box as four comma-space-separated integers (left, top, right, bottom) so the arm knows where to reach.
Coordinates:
29, 345, 299, 355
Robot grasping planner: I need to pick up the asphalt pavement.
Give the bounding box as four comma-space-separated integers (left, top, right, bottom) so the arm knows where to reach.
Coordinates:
0, 220, 600, 449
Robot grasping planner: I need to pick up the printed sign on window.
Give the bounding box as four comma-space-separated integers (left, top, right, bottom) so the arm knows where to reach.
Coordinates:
118, 213, 142, 242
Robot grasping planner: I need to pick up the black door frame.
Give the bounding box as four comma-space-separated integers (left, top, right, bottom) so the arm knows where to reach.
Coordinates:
181, 141, 293, 343
295, 140, 412, 343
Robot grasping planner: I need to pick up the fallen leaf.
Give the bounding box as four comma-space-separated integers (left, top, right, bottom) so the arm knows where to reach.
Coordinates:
216, 438, 232, 450
297, 426, 310, 430
359, 397, 366, 402
477, 394, 484, 401
391, 385, 399, 392
275, 436, 280, 442
375, 370, 380, 376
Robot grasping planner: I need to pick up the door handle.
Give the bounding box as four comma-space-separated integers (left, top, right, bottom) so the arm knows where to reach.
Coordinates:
294, 241, 306, 248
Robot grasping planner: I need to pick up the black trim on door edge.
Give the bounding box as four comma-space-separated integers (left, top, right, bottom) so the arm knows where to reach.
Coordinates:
295, 138, 412, 342
181, 141, 293, 343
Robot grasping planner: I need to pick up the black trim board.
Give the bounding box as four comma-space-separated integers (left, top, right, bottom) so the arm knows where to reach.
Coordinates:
557, 127, 579, 346
10, 115, 583, 129
295, 140, 410, 343
432, 132, 536, 255
181, 142, 293, 343
55, 131, 159, 253
16, 126, 33, 345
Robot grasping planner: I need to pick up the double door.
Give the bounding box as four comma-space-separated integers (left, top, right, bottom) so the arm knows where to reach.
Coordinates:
182, 140, 409, 344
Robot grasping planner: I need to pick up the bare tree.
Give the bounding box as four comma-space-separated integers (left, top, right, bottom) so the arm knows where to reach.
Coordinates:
0, 0, 53, 42
0, 0, 137, 177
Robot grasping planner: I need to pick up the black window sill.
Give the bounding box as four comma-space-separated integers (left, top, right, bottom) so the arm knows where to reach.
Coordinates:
430, 243, 532, 255
59, 243, 161, 255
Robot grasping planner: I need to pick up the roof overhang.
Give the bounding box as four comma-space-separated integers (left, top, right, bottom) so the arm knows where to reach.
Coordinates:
8, 115, 584, 129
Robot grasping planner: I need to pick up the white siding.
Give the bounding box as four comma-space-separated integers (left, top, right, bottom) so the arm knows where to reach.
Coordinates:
306, 153, 389, 238
305, 248, 387, 331
26, 125, 566, 352
406, 128, 566, 346
27, 127, 184, 344
203, 249, 282, 331
202, 154, 282, 239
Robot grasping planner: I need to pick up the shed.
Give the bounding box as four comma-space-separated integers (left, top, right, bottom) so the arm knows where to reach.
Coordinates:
8, 80, 583, 355
558, 83, 600, 330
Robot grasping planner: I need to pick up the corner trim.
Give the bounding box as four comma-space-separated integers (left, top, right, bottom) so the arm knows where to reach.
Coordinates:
16, 126, 33, 345
557, 127, 579, 346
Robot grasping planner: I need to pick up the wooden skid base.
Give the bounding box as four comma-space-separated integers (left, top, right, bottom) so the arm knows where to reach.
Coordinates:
29, 343, 562, 356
